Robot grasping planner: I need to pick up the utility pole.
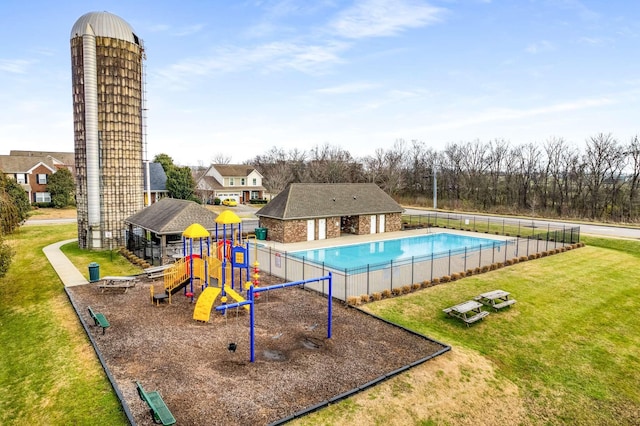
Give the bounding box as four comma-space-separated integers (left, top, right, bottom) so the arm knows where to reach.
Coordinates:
433, 164, 438, 210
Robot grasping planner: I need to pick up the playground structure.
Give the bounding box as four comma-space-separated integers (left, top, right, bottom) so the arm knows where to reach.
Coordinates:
159, 210, 252, 322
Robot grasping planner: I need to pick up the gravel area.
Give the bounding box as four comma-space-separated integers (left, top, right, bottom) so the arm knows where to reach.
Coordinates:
67, 274, 447, 425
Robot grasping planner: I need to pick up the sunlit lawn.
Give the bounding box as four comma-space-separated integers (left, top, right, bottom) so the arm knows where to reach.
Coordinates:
0, 224, 127, 425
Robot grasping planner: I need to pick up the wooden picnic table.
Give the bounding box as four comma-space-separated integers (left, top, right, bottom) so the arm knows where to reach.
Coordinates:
474, 289, 516, 311
443, 300, 489, 326
97, 276, 138, 292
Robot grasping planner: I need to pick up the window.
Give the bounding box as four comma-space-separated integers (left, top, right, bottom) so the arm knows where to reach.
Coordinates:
35, 192, 51, 203
241, 178, 245, 186
37, 174, 47, 184
252, 178, 257, 185
16, 174, 27, 184
229, 178, 234, 186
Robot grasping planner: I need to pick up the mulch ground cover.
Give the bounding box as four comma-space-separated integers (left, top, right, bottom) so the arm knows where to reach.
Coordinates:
67, 274, 448, 425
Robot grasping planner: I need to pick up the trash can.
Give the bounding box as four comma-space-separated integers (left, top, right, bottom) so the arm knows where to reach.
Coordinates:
255, 227, 267, 240
88, 262, 100, 282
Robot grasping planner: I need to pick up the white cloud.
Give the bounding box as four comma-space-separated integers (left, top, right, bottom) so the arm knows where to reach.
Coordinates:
315, 82, 379, 94
423, 96, 615, 132
0, 59, 34, 74
152, 40, 349, 88
329, 0, 443, 39
525, 40, 555, 54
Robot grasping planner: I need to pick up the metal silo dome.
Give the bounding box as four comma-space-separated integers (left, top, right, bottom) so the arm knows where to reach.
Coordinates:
70, 11, 139, 44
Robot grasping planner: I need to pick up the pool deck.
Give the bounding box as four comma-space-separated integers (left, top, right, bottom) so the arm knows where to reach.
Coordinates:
257, 227, 511, 253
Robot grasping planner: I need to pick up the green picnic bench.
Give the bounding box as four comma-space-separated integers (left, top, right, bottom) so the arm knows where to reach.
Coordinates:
87, 306, 110, 334
135, 381, 176, 425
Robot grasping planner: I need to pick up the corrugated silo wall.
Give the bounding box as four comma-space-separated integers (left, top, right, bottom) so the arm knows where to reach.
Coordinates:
71, 37, 89, 249
71, 35, 144, 249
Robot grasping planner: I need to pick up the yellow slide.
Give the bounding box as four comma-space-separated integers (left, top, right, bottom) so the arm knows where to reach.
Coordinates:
193, 287, 221, 322
224, 287, 250, 311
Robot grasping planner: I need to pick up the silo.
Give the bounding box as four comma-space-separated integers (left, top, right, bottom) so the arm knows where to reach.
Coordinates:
70, 11, 145, 249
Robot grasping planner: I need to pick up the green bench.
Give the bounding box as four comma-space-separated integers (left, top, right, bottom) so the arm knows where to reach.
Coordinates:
87, 306, 110, 334
135, 381, 176, 425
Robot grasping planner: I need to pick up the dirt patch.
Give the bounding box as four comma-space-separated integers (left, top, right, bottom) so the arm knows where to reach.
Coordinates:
67, 274, 447, 425
28, 207, 77, 220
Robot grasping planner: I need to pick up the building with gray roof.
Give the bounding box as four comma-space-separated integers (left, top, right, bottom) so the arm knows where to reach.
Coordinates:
256, 183, 403, 243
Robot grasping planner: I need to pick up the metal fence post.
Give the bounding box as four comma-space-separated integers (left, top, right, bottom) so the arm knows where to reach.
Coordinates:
464, 247, 467, 271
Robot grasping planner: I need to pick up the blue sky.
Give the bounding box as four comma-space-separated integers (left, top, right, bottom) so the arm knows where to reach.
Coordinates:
1, 0, 639, 165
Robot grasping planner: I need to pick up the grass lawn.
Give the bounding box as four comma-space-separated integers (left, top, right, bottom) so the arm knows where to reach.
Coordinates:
0, 224, 127, 425
2, 224, 639, 425
293, 235, 640, 425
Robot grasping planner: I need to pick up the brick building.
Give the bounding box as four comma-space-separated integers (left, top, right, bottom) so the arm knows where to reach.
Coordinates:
255, 183, 403, 244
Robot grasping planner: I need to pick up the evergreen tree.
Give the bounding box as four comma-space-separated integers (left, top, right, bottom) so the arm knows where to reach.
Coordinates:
47, 168, 75, 208
166, 166, 198, 201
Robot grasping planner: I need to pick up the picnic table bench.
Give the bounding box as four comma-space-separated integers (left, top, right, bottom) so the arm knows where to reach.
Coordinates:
87, 306, 110, 334
443, 300, 489, 327
144, 264, 173, 279
474, 289, 516, 311
135, 381, 176, 425
97, 276, 138, 292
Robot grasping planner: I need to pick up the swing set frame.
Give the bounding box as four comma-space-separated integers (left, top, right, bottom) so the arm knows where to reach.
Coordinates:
214, 273, 333, 363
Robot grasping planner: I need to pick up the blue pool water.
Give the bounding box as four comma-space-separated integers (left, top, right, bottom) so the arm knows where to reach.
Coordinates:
290, 233, 504, 270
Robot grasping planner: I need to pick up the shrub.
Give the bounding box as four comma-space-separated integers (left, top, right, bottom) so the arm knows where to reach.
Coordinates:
421, 280, 431, 288
528, 254, 536, 260
0, 237, 14, 278
381, 289, 391, 298
519, 256, 528, 262
402, 285, 412, 294
466, 269, 474, 276
360, 294, 370, 304
540, 251, 548, 257
505, 259, 513, 266
411, 283, 421, 291
489, 263, 497, 271
511, 257, 519, 264
451, 273, 461, 281
431, 277, 440, 285
481, 265, 490, 273
346, 296, 359, 306
474, 267, 481, 274
496, 262, 504, 268
372, 292, 382, 301
391, 288, 402, 296
439, 275, 450, 283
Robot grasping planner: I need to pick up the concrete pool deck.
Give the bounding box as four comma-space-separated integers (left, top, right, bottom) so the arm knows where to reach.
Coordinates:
257, 227, 511, 253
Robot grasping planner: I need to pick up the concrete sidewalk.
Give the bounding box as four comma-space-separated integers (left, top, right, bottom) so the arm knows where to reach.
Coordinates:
43, 238, 89, 287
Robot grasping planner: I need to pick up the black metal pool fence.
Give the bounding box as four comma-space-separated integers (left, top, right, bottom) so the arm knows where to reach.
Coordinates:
253, 213, 581, 301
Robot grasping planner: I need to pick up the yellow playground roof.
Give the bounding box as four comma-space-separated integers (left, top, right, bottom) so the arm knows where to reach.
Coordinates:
215, 210, 241, 225
182, 223, 210, 239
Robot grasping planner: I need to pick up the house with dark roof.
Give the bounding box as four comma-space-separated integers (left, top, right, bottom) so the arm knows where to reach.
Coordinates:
124, 198, 219, 264
0, 152, 73, 204
196, 164, 266, 204
255, 183, 403, 243
143, 162, 168, 204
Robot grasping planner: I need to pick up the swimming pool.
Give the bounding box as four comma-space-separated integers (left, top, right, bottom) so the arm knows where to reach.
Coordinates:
290, 233, 505, 270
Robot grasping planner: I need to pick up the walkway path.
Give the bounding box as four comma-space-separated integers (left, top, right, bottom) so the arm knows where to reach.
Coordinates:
42, 238, 88, 287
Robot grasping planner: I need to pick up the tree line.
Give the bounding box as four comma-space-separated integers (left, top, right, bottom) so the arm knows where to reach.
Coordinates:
247, 133, 640, 222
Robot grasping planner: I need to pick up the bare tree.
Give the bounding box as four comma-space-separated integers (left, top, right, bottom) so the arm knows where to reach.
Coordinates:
211, 153, 232, 165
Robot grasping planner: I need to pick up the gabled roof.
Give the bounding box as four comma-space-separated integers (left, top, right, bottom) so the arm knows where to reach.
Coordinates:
256, 183, 403, 220
212, 164, 261, 177
0, 156, 57, 174
143, 162, 167, 191
10, 151, 75, 166
124, 198, 219, 235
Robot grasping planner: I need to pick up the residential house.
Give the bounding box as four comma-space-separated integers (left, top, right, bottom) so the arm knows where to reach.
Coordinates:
255, 183, 403, 243
196, 164, 266, 204
143, 162, 169, 205
0, 151, 74, 204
